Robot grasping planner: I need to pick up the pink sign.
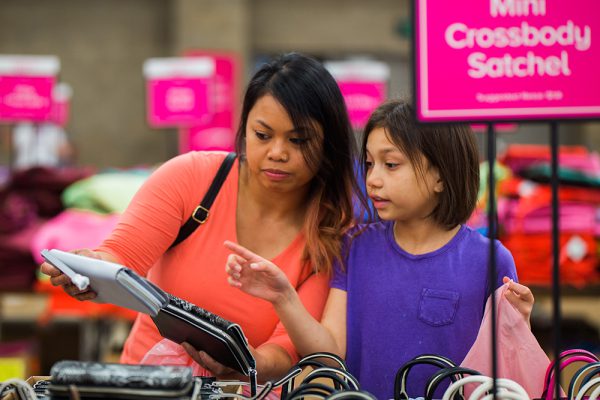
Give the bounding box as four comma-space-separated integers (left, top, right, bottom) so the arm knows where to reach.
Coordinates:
179, 52, 239, 153
0, 55, 60, 122
144, 57, 215, 128
325, 60, 390, 129
0, 76, 55, 122
338, 82, 387, 129
415, 0, 600, 121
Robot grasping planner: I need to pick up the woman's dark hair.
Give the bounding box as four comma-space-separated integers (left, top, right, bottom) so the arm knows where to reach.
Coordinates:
360, 99, 480, 229
235, 52, 366, 274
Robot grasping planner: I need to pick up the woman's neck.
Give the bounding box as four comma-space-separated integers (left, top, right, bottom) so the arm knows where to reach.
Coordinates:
393, 218, 461, 255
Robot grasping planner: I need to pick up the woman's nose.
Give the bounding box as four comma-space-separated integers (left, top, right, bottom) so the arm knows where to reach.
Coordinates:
268, 139, 289, 162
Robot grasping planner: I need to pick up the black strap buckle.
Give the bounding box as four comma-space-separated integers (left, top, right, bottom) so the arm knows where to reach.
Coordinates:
192, 205, 209, 224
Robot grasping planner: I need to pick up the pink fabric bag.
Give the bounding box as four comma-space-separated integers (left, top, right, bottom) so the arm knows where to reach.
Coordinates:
141, 339, 279, 400
461, 284, 550, 398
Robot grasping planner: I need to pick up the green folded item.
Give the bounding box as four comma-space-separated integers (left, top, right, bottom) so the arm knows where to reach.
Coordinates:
520, 163, 600, 188
62, 170, 151, 214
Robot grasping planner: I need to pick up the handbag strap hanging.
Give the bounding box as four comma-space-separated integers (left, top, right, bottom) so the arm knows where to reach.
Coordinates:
169, 152, 237, 249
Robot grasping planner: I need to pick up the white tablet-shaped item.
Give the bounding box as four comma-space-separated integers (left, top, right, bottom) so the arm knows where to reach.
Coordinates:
41, 249, 167, 316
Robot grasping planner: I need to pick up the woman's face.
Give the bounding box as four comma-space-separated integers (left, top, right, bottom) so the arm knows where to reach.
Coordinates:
244, 94, 322, 194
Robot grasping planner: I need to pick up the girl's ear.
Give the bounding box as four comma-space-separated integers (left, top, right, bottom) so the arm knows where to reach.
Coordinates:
432, 168, 444, 193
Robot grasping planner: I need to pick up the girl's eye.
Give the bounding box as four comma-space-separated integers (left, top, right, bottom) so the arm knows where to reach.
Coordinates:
385, 162, 400, 169
365, 161, 373, 169
255, 131, 269, 140
290, 137, 309, 145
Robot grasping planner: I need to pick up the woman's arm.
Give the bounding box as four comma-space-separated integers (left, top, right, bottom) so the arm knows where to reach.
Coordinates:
224, 240, 347, 358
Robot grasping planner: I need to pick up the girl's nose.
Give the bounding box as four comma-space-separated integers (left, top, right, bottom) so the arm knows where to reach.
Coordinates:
366, 168, 383, 188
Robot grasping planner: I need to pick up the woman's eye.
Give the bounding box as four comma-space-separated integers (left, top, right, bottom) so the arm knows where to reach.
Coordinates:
255, 131, 269, 140
385, 162, 399, 169
289, 137, 308, 145
365, 161, 373, 169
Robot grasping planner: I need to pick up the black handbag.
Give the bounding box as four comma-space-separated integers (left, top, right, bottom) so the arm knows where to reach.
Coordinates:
47, 361, 196, 399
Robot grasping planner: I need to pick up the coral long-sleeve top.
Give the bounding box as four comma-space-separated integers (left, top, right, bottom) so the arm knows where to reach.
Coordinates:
97, 151, 329, 364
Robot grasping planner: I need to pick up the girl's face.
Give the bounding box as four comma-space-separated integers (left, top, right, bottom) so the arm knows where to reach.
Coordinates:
365, 127, 443, 223
244, 94, 321, 193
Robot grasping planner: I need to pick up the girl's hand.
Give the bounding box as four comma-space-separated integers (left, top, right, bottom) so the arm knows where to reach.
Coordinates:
181, 342, 244, 380
503, 276, 534, 328
39, 249, 100, 301
224, 240, 293, 305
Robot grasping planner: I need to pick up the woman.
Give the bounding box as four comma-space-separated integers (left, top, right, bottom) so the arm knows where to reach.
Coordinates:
40, 52, 366, 382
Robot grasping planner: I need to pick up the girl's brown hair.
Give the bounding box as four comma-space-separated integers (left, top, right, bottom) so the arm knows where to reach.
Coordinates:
360, 99, 480, 229
236, 53, 367, 274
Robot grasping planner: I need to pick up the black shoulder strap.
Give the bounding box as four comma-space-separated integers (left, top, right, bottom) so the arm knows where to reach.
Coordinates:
169, 152, 237, 249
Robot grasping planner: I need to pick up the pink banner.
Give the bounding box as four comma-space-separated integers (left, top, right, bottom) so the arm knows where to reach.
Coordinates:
144, 57, 215, 128
325, 59, 389, 129
0, 76, 55, 122
179, 51, 239, 153
415, 0, 600, 121
338, 81, 387, 129
147, 77, 211, 127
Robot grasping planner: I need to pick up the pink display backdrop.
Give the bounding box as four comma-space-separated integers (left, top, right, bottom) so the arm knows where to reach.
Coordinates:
147, 77, 211, 127
0, 76, 55, 122
338, 81, 387, 129
415, 0, 600, 121
179, 51, 239, 153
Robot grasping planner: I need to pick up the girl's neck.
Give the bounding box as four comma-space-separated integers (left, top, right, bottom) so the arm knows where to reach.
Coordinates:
393, 219, 461, 255
238, 164, 308, 221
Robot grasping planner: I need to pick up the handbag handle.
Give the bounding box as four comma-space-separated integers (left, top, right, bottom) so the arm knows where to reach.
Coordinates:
468, 378, 529, 400
568, 363, 600, 400
543, 349, 599, 395
325, 390, 378, 400
394, 355, 458, 400
542, 355, 597, 400
286, 383, 338, 400
304, 367, 360, 391
281, 360, 326, 400
301, 370, 352, 392
575, 377, 600, 400
281, 352, 345, 400
425, 367, 481, 400
442, 376, 495, 400
298, 352, 348, 371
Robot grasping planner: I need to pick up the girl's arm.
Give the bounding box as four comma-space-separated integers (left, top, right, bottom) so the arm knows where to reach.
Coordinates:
224, 240, 347, 358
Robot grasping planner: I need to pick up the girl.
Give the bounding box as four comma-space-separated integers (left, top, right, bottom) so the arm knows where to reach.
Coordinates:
224, 99, 534, 398
40, 53, 366, 383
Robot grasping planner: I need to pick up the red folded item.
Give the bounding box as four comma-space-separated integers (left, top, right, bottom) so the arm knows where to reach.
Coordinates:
500, 177, 600, 204
500, 144, 599, 175
502, 233, 599, 287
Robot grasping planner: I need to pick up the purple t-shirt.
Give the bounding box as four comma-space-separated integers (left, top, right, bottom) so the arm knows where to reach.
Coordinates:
331, 221, 517, 400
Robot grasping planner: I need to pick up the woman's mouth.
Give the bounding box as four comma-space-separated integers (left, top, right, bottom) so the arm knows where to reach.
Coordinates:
264, 169, 291, 181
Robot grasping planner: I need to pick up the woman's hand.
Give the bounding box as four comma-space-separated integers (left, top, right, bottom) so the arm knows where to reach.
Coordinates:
181, 342, 244, 380
224, 240, 293, 306
503, 276, 534, 328
39, 249, 101, 301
